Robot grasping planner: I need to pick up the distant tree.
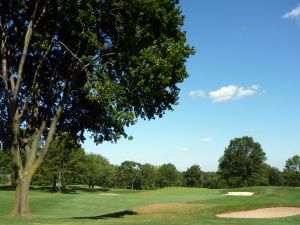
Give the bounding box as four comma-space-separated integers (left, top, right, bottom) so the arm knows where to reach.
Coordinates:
156, 163, 180, 188
283, 155, 300, 187
32, 133, 86, 192
115, 161, 141, 190
139, 163, 157, 189
218, 136, 266, 187
184, 165, 202, 187
267, 166, 284, 186
85, 154, 115, 190
0, 149, 13, 184
202, 172, 225, 189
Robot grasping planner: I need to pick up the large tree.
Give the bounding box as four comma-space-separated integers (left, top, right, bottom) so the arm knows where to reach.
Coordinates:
0, 0, 193, 215
85, 153, 115, 189
139, 163, 157, 189
115, 160, 141, 189
156, 163, 180, 188
218, 136, 266, 187
32, 133, 86, 192
283, 155, 300, 187
184, 164, 202, 187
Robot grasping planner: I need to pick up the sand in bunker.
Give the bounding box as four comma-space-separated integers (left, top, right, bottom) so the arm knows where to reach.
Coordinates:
99, 193, 120, 196
217, 207, 300, 218
225, 192, 254, 196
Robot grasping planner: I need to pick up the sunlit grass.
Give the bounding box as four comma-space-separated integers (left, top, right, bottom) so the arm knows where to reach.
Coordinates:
0, 185, 299, 225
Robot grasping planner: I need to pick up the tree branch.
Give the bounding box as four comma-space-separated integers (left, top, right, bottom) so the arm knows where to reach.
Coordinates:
31, 81, 70, 174
58, 41, 92, 75
13, 0, 40, 101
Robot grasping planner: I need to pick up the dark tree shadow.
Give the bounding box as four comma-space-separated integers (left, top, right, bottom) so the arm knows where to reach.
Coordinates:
70, 210, 138, 220
27, 185, 110, 194
0, 185, 15, 191
67, 185, 110, 193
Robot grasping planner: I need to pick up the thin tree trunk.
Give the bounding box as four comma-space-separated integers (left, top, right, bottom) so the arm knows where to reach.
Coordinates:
12, 173, 32, 216
52, 175, 57, 192
57, 171, 62, 193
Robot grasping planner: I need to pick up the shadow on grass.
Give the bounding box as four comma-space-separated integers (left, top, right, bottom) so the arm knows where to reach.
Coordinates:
0, 184, 111, 194
28, 185, 110, 194
70, 210, 138, 220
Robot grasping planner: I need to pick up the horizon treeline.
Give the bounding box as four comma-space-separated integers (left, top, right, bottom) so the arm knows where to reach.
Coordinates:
0, 135, 299, 190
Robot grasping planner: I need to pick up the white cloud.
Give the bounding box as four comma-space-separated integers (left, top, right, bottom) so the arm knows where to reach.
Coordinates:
236, 85, 258, 98
201, 138, 213, 142
209, 85, 259, 102
282, 6, 300, 19
209, 85, 237, 102
178, 147, 190, 152
189, 90, 205, 97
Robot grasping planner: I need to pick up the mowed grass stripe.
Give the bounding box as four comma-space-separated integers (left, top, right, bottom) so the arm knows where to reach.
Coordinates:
0, 186, 299, 225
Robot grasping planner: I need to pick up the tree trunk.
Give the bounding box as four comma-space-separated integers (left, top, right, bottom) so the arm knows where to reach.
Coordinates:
57, 171, 62, 193
12, 173, 32, 216
52, 175, 57, 192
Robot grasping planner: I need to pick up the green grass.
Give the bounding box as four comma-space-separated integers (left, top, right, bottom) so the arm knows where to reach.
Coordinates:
0, 186, 299, 225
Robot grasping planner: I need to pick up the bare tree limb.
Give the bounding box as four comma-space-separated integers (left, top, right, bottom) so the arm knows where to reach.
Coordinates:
31, 82, 70, 174
13, 0, 40, 101
58, 41, 92, 75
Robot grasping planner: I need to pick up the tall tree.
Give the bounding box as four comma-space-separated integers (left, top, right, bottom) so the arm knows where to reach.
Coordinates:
156, 163, 180, 188
85, 153, 114, 189
283, 155, 300, 187
0, 0, 193, 215
115, 160, 141, 190
218, 136, 266, 187
139, 163, 157, 189
184, 164, 202, 187
32, 133, 86, 192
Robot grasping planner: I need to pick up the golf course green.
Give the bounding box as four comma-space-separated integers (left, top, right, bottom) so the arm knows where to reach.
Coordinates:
0, 186, 299, 225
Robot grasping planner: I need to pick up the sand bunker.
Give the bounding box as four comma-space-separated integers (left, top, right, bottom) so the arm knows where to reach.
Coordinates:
99, 193, 120, 196
225, 192, 254, 196
217, 207, 300, 218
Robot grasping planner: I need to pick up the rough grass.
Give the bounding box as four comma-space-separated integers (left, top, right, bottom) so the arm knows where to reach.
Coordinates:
0, 185, 299, 225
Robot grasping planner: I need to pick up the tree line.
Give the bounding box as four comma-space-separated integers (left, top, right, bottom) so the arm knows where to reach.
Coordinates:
1, 135, 299, 190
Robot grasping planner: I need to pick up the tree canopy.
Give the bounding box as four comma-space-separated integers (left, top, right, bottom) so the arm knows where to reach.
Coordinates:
0, 0, 193, 215
184, 164, 202, 187
283, 155, 300, 187
218, 136, 266, 187
157, 163, 180, 188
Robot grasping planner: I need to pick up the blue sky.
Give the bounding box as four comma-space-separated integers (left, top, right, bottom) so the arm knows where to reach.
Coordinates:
83, 0, 300, 171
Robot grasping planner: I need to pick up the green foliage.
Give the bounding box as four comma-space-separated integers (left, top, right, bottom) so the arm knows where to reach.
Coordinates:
202, 172, 225, 189
218, 136, 267, 187
115, 161, 141, 189
0, 0, 192, 214
139, 163, 157, 189
283, 155, 300, 186
267, 165, 284, 186
156, 163, 181, 188
184, 164, 202, 187
85, 153, 115, 189
0, 149, 13, 175
0, 0, 193, 147
0, 150, 13, 184
32, 133, 86, 190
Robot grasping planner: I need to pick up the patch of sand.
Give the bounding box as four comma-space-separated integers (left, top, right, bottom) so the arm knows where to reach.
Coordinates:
217, 207, 300, 218
135, 203, 208, 214
225, 192, 254, 196
99, 193, 120, 196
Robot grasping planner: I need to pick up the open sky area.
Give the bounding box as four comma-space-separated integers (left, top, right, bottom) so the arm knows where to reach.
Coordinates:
83, 0, 300, 171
